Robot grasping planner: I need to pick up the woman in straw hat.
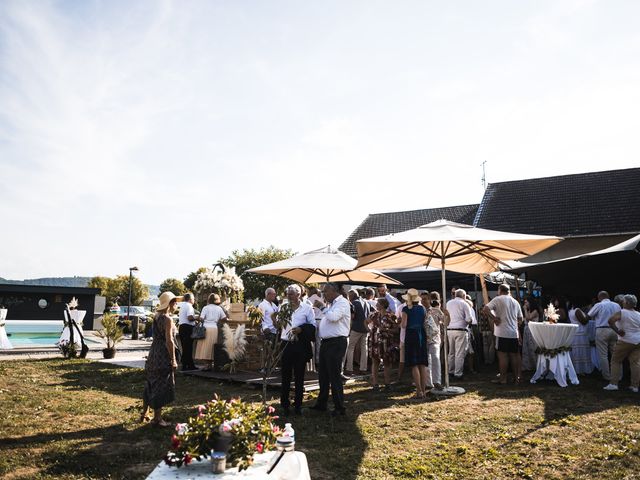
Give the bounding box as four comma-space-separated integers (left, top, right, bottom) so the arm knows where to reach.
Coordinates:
401, 288, 430, 399
194, 293, 227, 371
140, 291, 181, 426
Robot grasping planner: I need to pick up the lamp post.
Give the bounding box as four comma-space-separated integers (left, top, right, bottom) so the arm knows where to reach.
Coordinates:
128, 266, 139, 340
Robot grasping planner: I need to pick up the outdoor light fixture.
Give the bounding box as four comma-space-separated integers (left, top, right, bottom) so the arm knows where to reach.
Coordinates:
128, 266, 139, 340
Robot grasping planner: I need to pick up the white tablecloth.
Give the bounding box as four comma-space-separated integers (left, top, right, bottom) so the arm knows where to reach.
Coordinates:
146, 451, 310, 480
0, 309, 12, 350
529, 322, 579, 387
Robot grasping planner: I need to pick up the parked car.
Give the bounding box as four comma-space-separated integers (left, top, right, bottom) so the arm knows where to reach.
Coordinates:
117, 306, 150, 323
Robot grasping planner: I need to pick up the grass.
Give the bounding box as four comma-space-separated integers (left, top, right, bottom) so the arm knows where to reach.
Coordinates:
0, 358, 639, 479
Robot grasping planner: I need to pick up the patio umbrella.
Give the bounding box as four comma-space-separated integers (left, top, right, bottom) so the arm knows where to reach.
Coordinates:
355, 219, 562, 394
246, 246, 402, 285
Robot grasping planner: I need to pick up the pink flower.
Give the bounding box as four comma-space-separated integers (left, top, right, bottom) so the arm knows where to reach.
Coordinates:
171, 435, 180, 449
256, 442, 264, 454
184, 453, 192, 465
267, 406, 275, 414
273, 426, 281, 434
197, 404, 206, 413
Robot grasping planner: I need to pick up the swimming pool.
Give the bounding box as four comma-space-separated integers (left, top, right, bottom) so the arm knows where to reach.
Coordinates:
3, 320, 100, 348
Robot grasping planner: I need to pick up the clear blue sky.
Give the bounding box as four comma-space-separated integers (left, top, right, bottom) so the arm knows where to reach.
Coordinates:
1, 0, 639, 284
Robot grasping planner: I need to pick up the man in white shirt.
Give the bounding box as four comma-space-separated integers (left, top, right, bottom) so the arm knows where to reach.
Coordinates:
279, 285, 316, 414
377, 284, 398, 313
584, 291, 622, 381
311, 282, 351, 416
258, 288, 279, 343
482, 284, 523, 384
178, 293, 198, 371
446, 289, 473, 379
603, 294, 640, 392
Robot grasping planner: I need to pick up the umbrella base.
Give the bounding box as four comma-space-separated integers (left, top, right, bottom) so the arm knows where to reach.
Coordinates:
431, 385, 466, 396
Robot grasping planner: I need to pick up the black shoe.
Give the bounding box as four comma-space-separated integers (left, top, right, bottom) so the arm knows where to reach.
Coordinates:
331, 408, 346, 417
309, 404, 327, 412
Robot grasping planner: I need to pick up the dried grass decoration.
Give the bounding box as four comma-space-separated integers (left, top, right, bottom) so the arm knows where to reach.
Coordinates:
222, 324, 247, 373
544, 303, 560, 323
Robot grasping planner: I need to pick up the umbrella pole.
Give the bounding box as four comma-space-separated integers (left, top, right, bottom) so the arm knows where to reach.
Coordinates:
441, 259, 449, 389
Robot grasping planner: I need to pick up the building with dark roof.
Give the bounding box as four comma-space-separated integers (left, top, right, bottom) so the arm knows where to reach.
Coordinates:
339, 204, 479, 257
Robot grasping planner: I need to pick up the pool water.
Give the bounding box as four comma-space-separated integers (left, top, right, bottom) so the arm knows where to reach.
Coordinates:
3, 321, 100, 348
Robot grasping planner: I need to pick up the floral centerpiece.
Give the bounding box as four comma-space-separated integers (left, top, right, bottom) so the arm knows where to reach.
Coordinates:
544, 303, 560, 323
164, 396, 280, 471
194, 265, 244, 304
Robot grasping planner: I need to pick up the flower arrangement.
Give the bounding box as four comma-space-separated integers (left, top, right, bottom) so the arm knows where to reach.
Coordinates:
164, 396, 280, 471
56, 339, 77, 358
544, 303, 560, 323
222, 324, 247, 373
194, 265, 244, 303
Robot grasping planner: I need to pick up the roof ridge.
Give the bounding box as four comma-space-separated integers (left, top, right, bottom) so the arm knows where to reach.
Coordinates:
486, 166, 640, 188
368, 203, 479, 217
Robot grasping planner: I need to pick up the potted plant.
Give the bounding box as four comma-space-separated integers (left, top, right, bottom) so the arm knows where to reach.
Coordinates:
95, 312, 124, 358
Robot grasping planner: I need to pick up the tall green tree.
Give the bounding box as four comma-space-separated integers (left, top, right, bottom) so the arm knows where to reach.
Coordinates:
219, 246, 295, 301
183, 267, 208, 292
105, 275, 149, 306
87, 276, 111, 296
159, 278, 187, 296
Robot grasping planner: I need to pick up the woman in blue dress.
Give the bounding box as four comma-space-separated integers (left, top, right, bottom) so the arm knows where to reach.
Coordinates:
401, 289, 430, 399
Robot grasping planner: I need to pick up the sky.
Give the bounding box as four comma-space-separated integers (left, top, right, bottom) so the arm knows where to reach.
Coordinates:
1, 0, 640, 285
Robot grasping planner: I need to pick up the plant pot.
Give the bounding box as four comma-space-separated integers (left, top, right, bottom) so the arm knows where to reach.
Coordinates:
212, 434, 233, 454
102, 347, 116, 359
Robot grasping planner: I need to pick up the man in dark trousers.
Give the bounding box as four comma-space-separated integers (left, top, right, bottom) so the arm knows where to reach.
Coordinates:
279, 285, 316, 415
311, 283, 351, 416
178, 293, 198, 371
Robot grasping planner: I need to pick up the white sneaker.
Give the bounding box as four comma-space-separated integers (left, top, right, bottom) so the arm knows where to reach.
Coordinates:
603, 384, 619, 391
629, 386, 639, 393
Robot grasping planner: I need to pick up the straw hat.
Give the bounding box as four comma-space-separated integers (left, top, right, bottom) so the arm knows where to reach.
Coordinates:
157, 291, 184, 311
402, 288, 421, 303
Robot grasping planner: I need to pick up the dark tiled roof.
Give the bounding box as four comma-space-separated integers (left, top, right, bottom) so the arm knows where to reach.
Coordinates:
474, 167, 640, 237
339, 204, 479, 257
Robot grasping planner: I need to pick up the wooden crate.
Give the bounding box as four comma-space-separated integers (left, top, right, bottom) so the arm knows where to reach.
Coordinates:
228, 311, 247, 323
230, 302, 245, 313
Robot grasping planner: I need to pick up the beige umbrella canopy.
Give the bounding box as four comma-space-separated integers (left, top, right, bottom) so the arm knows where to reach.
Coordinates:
355, 219, 562, 395
247, 246, 401, 285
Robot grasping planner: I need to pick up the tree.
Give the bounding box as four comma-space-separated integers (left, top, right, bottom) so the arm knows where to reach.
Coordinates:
218, 246, 295, 301
183, 267, 208, 292
104, 275, 149, 306
88, 276, 111, 296
159, 278, 187, 296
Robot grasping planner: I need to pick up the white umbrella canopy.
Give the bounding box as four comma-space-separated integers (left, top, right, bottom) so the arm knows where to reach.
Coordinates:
246, 246, 402, 285
355, 219, 562, 395
355, 220, 562, 273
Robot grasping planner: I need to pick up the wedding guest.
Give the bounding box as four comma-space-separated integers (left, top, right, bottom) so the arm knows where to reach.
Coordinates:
583, 291, 621, 382
345, 289, 370, 375
551, 296, 569, 323
396, 296, 407, 383
311, 283, 351, 416
377, 284, 399, 313
194, 293, 227, 371
367, 297, 400, 390
280, 285, 316, 415
446, 289, 473, 380
401, 289, 430, 398
604, 294, 640, 392
569, 301, 594, 375
178, 293, 198, 371
365, 288, 377, 310
465, 295, 479, 374
423, 291, 444, 389
141, 291, 180, 427
521, 297, 540, 372
259, 288, 279, 343
482, 284, 523, 385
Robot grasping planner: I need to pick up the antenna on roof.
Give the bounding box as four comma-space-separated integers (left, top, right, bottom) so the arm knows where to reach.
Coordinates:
481, 160, 487, 189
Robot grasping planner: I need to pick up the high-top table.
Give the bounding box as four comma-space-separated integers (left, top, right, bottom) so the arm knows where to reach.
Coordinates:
529, 322, 579, 387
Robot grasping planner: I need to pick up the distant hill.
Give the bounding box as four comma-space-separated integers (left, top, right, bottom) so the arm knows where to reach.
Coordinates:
0, 277, 160, 297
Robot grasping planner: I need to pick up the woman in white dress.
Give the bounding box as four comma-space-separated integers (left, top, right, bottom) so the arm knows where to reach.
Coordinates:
194, 293, 227, 370
521, 297, 539, 371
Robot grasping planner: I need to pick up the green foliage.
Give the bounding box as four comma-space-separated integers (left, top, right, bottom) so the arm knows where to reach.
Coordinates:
87, 276, 111, 295
218, 246, 295, 301
159, 278, 187, 296
165, 396, 279, 471
183, 267, 208, 292
95, 313, 125, 349
88, 275, 150, 305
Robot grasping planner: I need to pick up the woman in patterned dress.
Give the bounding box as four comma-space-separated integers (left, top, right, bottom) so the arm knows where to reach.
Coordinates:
140, 291, 180, 427
367, 297, 400, 389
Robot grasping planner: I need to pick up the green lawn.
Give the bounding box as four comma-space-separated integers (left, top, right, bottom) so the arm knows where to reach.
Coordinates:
0, 358, 639, 479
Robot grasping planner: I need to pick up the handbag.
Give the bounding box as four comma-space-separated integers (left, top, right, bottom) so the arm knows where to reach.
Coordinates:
191, 323, 206, 339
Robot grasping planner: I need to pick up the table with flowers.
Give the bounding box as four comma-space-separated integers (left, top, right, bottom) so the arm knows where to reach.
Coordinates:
528, 322, 579, 387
